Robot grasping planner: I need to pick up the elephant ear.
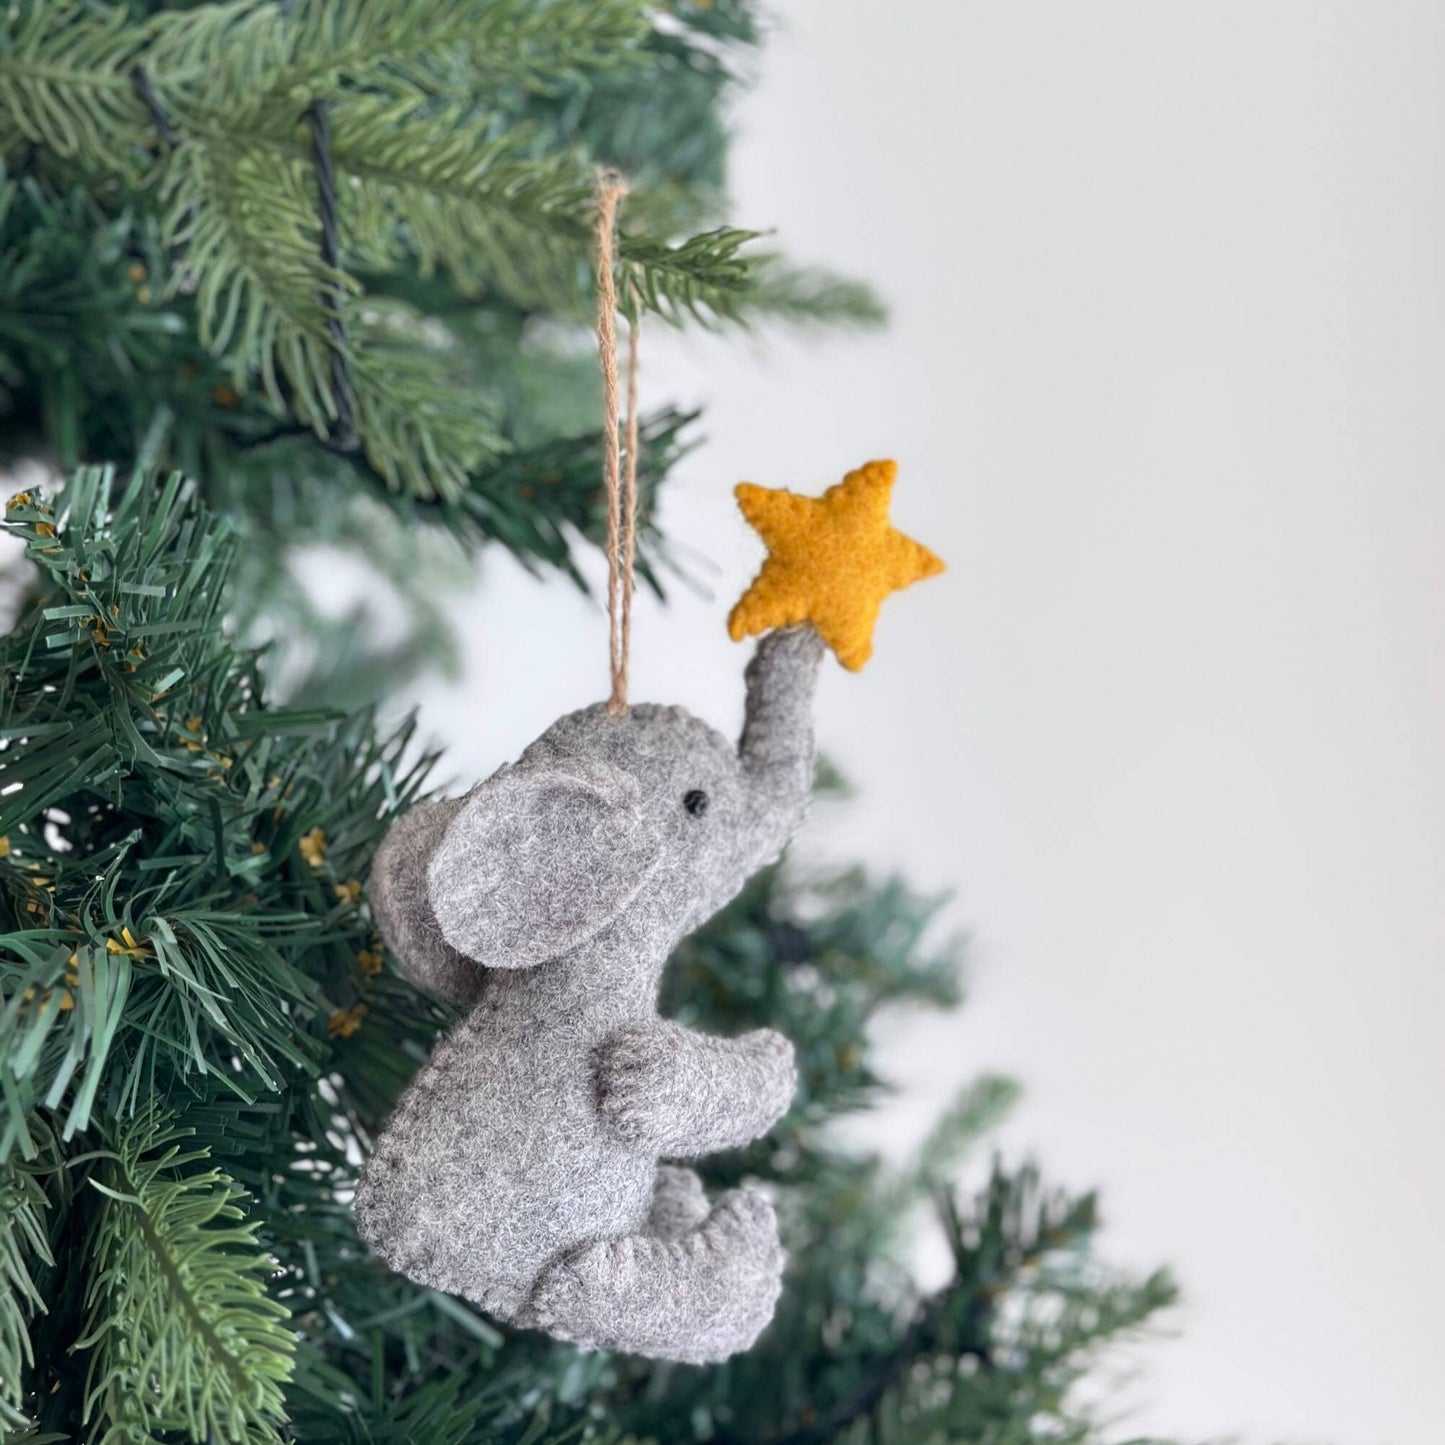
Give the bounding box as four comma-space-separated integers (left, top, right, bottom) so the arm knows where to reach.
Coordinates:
371, 796, 486, 1007
428, 755, 659, 968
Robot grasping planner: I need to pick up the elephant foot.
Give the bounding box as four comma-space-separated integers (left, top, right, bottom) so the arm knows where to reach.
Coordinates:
647, 1165, 711, 1240
522, 1187, 785, 1363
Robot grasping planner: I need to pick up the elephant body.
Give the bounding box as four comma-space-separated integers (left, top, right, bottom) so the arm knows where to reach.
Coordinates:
355, 630, 825, 1362
356, 935, 660, 1320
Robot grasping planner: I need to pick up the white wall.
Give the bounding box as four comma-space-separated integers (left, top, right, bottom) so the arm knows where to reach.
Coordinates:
411, 5, 1445, 1441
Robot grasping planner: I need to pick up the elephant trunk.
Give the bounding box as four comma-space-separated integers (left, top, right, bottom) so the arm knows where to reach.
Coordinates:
738, 625, 826, 863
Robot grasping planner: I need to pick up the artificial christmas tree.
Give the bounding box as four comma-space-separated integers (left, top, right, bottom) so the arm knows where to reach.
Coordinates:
1, 3, 1182, 1441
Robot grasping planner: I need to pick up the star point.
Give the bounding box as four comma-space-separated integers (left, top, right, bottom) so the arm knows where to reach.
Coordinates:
728, 459, 944, 671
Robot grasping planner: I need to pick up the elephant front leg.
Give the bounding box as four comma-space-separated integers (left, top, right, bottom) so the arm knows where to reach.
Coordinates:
522, 1188, 785, 1362
593, 1019, 797, 1157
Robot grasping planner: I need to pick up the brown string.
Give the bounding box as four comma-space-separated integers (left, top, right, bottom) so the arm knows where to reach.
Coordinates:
595, 171, 641, 715
621, 280, 641, 705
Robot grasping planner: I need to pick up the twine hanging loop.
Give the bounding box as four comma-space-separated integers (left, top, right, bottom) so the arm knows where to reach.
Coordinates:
595, 170, 641, 716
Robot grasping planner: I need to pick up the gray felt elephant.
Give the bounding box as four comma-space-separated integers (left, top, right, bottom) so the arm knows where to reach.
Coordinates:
353, 624, 826, 1363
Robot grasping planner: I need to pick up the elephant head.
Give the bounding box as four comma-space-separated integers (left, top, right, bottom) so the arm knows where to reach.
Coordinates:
370, 626, 826, 1002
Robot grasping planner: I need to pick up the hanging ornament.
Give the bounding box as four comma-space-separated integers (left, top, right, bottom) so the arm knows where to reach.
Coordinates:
353, 174, 945, 1363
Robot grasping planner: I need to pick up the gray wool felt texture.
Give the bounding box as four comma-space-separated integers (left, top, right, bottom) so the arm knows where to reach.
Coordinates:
355, 625, 825, 1363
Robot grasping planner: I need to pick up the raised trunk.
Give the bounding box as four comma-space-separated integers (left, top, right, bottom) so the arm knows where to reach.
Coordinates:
738, 625, 827, 863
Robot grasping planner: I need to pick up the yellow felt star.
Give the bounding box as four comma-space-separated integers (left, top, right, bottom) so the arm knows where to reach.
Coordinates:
728, 459, 944, 670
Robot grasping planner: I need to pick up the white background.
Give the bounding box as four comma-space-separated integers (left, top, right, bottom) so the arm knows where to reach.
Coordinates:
407, 5, 1445, 1441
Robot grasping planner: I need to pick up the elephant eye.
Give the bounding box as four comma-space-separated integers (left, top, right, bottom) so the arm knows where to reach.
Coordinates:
683, 789, 709, 818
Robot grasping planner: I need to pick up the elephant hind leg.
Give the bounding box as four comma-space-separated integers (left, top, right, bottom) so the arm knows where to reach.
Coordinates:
523, 1189, 784, 1364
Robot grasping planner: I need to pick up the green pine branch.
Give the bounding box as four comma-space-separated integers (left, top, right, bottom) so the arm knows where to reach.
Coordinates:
0, 0, 879, 514
331, 103, 592, 299
0, 1136, 57, 1432
741, 256, 890, 330
0, 470, 421, 1166
0, 3, 146, 167
75, 1110, 294, 1445
146, 0, 650, 104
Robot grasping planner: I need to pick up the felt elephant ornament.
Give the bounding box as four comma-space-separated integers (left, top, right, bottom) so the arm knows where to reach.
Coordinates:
354, 624, 826, 1363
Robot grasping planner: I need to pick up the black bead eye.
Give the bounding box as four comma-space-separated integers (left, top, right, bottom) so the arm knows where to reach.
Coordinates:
683, 789, 709, 818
